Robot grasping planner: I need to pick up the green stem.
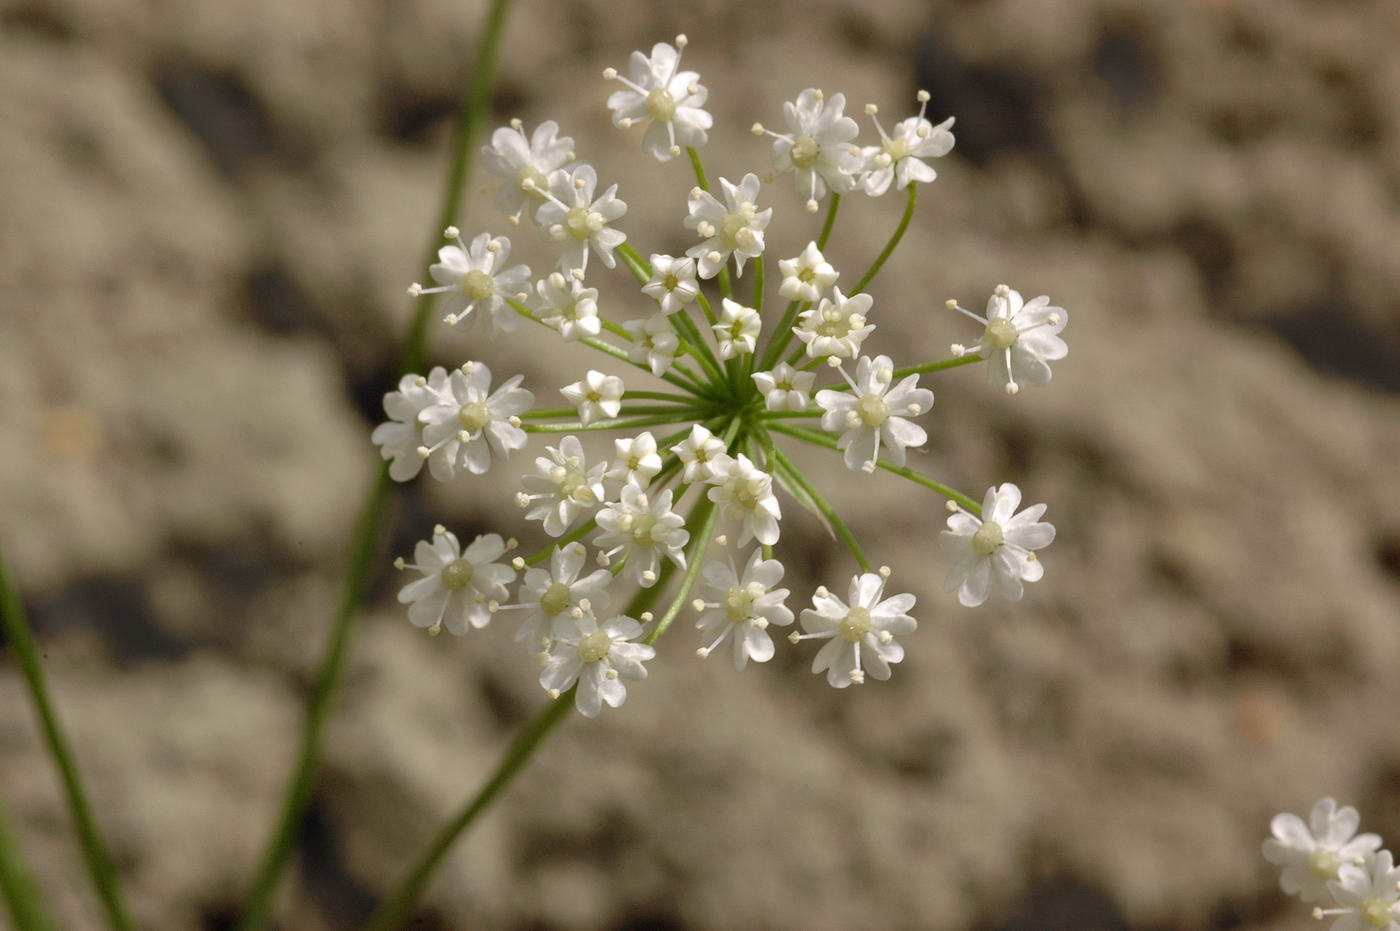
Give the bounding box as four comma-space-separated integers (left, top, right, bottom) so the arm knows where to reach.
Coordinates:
692, 289, 720, 330
623, 390, 702, 405
768, 422, 981, 514
362, 581, 668, 931
767, 446, 870, 571
751, 256, 765, 316
756, 299, 807, 372
240, 5, 516, 925
852, 184, 916, 296
643, 498, 719, 644
0, 548, 134, 931
524, 412, 708, 434
816, 193, 841, 249
0, 794, 54, 931
686, 147, 710, 191
821, 354, 983, 392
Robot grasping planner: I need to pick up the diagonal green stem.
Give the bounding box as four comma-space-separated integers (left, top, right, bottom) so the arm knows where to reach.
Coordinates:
643, 498, 719, 645
768, 422, 981, 514
685, 147, 710, 191
0, 793, 54, 931
238, 2, 516, 927
821, 354, 984, 393
0, 548, 133, 931
766, 446, 870, 571
816, 193, 841, 249
852, 184, 916, 296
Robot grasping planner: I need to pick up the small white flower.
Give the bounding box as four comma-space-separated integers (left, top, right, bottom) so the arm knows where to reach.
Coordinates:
418, 362, 533, 481
518, 435, 607, 537
413, 231, 531, 336
815, 355, 933, 472
777, 241, 839, 303
371, 367, 452, 482
793, 287, 875, 359
560, 370, 625, 425
950, 285, 1068, 395
1318, 850, 1400, 931
640, 254, 699, 315
395, 527, 516, 636
756, 88, 862, 211
794, 572, 916, 687
623, 314, 680, 376
534, 272, 601, 342
539, 612, 655, 718
1262, 797, 1383, 903
480, 119, 575, 225
500, 542, 613, 646
594, 484, 689, 587
603, 37, 713, 162
704, 453, 781, 547
673, 423, 726, 483
752, 362, 815, 413
694, 549, 793, 669
858, 93, 955, 196
684, 173, 771, 279
941, 484, 1054, 607
712, 299, 760, 359
605, 431, 663, 487
534, 163, 628, 273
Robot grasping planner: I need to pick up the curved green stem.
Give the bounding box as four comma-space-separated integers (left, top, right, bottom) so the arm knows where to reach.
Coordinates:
756, 300, 807, 372
685, 147, 710, 191
816, 193, 841, 249
852, 184, 916, 296
768, 422, 981, 515
767, 446, 870, 571
643, 498, 719, 645
0, 548, 134, 931
0, 794, 54, 931
524, 411, 708, 434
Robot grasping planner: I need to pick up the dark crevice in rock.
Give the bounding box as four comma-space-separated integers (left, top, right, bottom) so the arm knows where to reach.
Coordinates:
299, 791, 378, 928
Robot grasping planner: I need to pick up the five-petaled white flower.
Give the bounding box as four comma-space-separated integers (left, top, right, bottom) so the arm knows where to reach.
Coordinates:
395, 526, 516, 636
539, 612, 655, 718
517, 435, 607, 537
412, 231, 530, 337
1263, 797, 1383, 903
641, 253, 700, 315
560, 370, 625, 425
500, 542, 613, 647
693, 550, 793, 669
594, 484, 690, 587
712, 299, 760, 359
778, 241, 839, 303
950, 285, 1069, 395
480, 119, 575, 226
755, 88, 861, 211
941, 484, 1055, 606
858, 92, 955, 196
673, 423, 727, 483
418, 362, 533, 481
792, 572, 916, 687
704, 453, 781, 546
534, 272, 601, 342
604, 36, 713, 162
793, 287, 875, 359
606, 431, 663, 487
533, 163, 628, 273
815, 355, 933, 472
1317, 850, 1400, 931
684, 173, 771, 279
623, 314, 680, 376
752, 362, 815, 413
372, 367, 452, 482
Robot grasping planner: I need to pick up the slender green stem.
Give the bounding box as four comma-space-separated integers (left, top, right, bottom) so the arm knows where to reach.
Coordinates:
692, 289, 720, 329
816, 193, 841, 249
768, 422, 981, 514
0, 548, 134, 931
524, 412, 708, 434
756, 299, 807, 372
643, 498, 719, 644
362, 581, 668, 931
623, 389, 701, 405
614, 241, 651, 285
821, 354, 983, 392
0, 795, 54, 931
670, 309, 727, 388
767, 446, 870, 571
717, 266, 733, 302
758, 410, 822, 419
686, 147, 710, 191
852, 184, 916, 296
240, 5, 516, 926
751, 256, 765, 316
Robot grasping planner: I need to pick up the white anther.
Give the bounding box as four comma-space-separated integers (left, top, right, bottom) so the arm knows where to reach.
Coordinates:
511, 557, 525, 570
826, 355, 841, 368
573, 175, 587, 190
520, 177, 537, 191
547, 688, 561, 699
548, 224, 566, 241
578, 598, 591, 612
505, 537, 518, 550
1048, 313, 1062, 325
706, 250, 722, 264
696, 647, 710, 658
508, 416, 522, 428
393, 557, 406, 570
1026, 552, 1037, 563
641, 570, 657, 584
669, 144, 681, 156
714, 534, 728, 547
570, 268, 586, 281
689, 186, 703, 200
428, 621, 442, 637
813, 89, 824, 101
549, 271, 566, 288
407, 282, 423, 296
515, 492, 530, 508
487, 600, 500, 613
917, 89, 931, 102
877, 630, 893, 644
416, 446, 431, 459
945, 500, 958, 512
861, 460, 877, 474
750, 122, 765, 136
850, 669, 865, 684
950, 343, 966, 357
444, 314, 459, 326
413, 376, 427, 387
486, 238, 502, 252
443, 226, 459, 239
456, 430, 470, 442
815, 585, 829, 598
602, 67, 618, 80
1004, 382, 1020, 396
787, 630, 802, 644
753, 617, 768, 630
864, 103, 878, 115
618, 117, 633, 129
640, 611, 654, 622
878, 565, 892, 578
675, 33, 688, 47
805, 199, 819, 213
995, 283, 1010, 296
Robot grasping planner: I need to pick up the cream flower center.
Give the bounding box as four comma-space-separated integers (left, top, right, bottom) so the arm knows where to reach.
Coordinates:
856, 394, 889, 427
630, 513, 656, 547
816, 307, 851, 337
440, 558, 474, 590
985, 318, 1019, 350
1363, 897, 1396, 928
725, 585, 758, 623
839, 605, 872, 642
540, 581, 572, 617
457, 402, 491, 432
883, 137, 911, 161
516, 164, 548, 192
720, 204, 756, 245
1307, 848, 1343, 879
791, 134, 820, 170
972, 521, 1004, 556
566, 207, 602, 240
461, 270, 496, 300
663, 273, 679, 290
577, 630, 612, 664
646, 88, 677, 121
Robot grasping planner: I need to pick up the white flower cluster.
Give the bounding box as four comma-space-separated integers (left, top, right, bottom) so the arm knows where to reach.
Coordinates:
1264, 798, 1399, 930
371, 36, 1071, 717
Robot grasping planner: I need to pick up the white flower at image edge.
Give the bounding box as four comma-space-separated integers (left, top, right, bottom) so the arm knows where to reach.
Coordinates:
372, 367, 452, 481
795, 572, 916, 688
1262, 797, 1383, 903
1319, 851, 1400, 931
540, 613, 655, 717
940, 483, 1054, 606
396, 528, 516, 636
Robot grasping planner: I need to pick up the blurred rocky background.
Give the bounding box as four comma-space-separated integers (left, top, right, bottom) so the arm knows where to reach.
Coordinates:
2, 0, 1399, 927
